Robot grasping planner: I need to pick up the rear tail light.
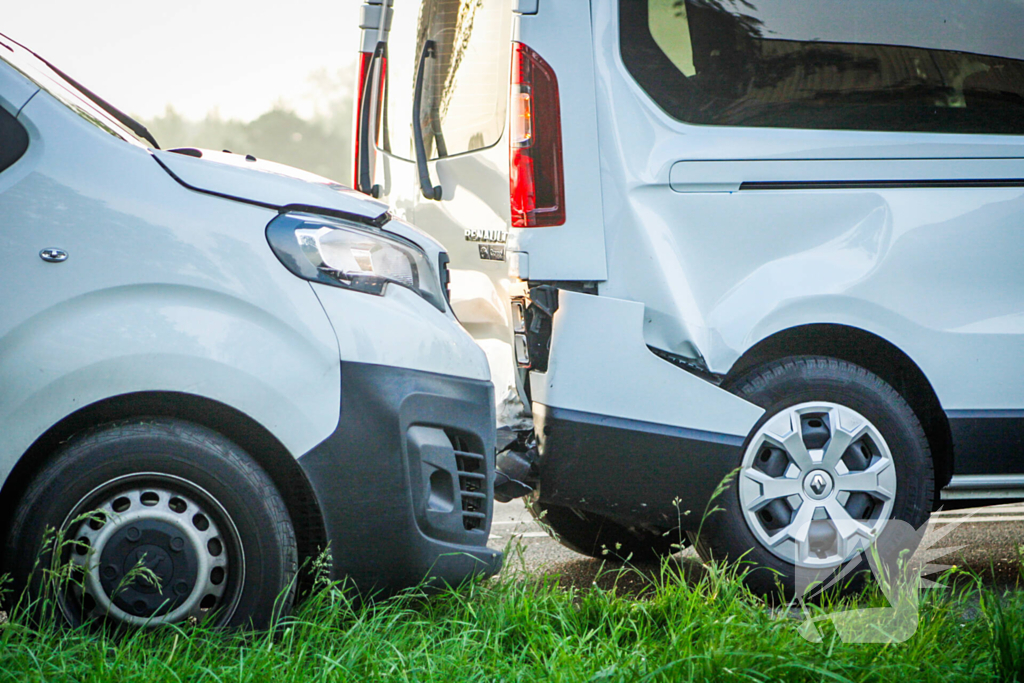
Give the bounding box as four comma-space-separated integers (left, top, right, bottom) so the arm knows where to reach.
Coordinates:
353, 50, 373, 190
510, 43, 565, 227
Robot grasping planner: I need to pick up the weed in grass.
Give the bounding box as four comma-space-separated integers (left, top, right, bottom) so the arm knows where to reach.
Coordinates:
982, 587, 1024, 683
4, 515, 172, 631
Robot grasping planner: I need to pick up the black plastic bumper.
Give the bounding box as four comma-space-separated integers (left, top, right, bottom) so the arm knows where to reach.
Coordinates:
947, 410, 1024, 475
534, 403, 745, 531
297, 362, 501, 593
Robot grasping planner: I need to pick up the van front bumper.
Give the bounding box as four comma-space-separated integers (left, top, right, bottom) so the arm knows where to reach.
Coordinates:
297, 362, 501, 592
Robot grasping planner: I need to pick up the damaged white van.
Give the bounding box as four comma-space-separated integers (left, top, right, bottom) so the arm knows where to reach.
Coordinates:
355, 0, 1024, 593
0, 33, 499, 628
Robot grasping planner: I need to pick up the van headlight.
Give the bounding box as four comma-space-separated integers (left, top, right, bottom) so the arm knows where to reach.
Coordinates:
267, 213, 446, 312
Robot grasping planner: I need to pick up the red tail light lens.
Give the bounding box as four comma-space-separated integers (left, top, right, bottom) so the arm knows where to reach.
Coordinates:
510, 43, 565, 227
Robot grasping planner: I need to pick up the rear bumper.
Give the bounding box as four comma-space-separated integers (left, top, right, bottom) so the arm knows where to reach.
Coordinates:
297, 362, 501, 593
533, 404, 745, 531
527, 291, 762, 530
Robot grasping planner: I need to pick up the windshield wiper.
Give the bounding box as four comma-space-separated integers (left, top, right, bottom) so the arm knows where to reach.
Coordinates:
357, 41, 386, 197
413, 40, 442, 201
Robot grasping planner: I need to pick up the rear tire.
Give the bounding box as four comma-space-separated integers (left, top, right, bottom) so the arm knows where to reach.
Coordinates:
528, 496, 685, 562
3, 419, 297, 629
693, 357, 933, 598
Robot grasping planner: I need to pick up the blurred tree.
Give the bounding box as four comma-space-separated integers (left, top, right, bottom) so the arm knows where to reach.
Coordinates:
140, 65, 355, 186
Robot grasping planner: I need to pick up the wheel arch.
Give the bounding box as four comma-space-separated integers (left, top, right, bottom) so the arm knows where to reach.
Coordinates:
0, 391, 328, 586
725, 323, 953, 501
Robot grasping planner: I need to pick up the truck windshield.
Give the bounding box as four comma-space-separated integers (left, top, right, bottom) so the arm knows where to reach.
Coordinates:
382, 0, 511, 162
0, 33, 157, 148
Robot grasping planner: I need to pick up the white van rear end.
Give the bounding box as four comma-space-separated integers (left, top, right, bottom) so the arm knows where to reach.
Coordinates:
354, 0, 1024, 593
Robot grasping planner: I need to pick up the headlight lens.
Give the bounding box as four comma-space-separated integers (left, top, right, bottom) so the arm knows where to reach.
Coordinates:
267, 213, 446, 311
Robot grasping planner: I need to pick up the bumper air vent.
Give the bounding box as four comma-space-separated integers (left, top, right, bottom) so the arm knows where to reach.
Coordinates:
449, 432, 489, 532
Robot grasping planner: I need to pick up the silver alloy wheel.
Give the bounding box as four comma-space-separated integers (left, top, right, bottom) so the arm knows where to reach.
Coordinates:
738, 402, 897, 568
60, 473, 245, 626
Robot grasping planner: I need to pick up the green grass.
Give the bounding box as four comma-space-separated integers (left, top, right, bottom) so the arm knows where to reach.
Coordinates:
1, 547, 1022, 683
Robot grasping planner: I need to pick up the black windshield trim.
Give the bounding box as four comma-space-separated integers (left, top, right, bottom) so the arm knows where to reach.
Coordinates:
0, 31, 159, 148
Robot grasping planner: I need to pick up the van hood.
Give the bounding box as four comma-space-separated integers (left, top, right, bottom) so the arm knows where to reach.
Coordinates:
151, 148, 390, 225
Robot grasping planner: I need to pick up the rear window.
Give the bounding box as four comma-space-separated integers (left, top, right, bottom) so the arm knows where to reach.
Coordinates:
620, 0, 1024, 135
0, 103, 28, 173
382, 0, 512, 161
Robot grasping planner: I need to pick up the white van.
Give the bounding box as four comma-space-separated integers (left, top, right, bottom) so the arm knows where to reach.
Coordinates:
0, 33, 500, 628
354, 1, 1024, 592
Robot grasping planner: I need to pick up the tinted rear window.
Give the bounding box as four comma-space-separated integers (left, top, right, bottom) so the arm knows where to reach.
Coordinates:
383, 0, 512, 161
620, 0, 1024, 135
0, 104, 28, 173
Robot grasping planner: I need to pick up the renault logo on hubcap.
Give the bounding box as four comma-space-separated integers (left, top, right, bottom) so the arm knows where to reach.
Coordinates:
803, 470, 834, 499
810, 474, 827, 495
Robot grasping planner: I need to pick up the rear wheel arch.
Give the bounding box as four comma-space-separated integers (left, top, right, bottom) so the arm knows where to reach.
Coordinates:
725, 324, 953, 501
0, 392, 328, 588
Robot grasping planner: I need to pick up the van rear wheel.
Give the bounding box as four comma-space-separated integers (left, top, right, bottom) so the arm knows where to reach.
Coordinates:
692, 357, 933, 597
528, 496, 684, 562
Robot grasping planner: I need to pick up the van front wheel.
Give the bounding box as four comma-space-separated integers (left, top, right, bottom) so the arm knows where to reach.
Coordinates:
3, 419, 297, 629
693, 357, 933, 597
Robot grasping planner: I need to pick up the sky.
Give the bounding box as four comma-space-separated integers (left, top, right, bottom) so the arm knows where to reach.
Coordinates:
3, 0, 365, 121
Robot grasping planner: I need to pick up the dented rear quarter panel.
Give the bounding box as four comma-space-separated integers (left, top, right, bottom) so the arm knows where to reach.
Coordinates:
589, 2, 1024, 411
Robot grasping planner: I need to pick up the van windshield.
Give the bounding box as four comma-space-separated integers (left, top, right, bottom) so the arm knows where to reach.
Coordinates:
0, 33, 156, 148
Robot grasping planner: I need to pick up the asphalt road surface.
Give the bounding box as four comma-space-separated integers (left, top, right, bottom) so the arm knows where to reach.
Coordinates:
487, 499, 1024, 593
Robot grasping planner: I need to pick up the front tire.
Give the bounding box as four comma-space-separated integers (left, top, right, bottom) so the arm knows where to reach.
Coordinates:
693, 357, 933, 597
3, 419, 297, 629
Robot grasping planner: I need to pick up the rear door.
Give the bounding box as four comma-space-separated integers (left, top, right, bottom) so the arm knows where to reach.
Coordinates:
361, 0, 524, 426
